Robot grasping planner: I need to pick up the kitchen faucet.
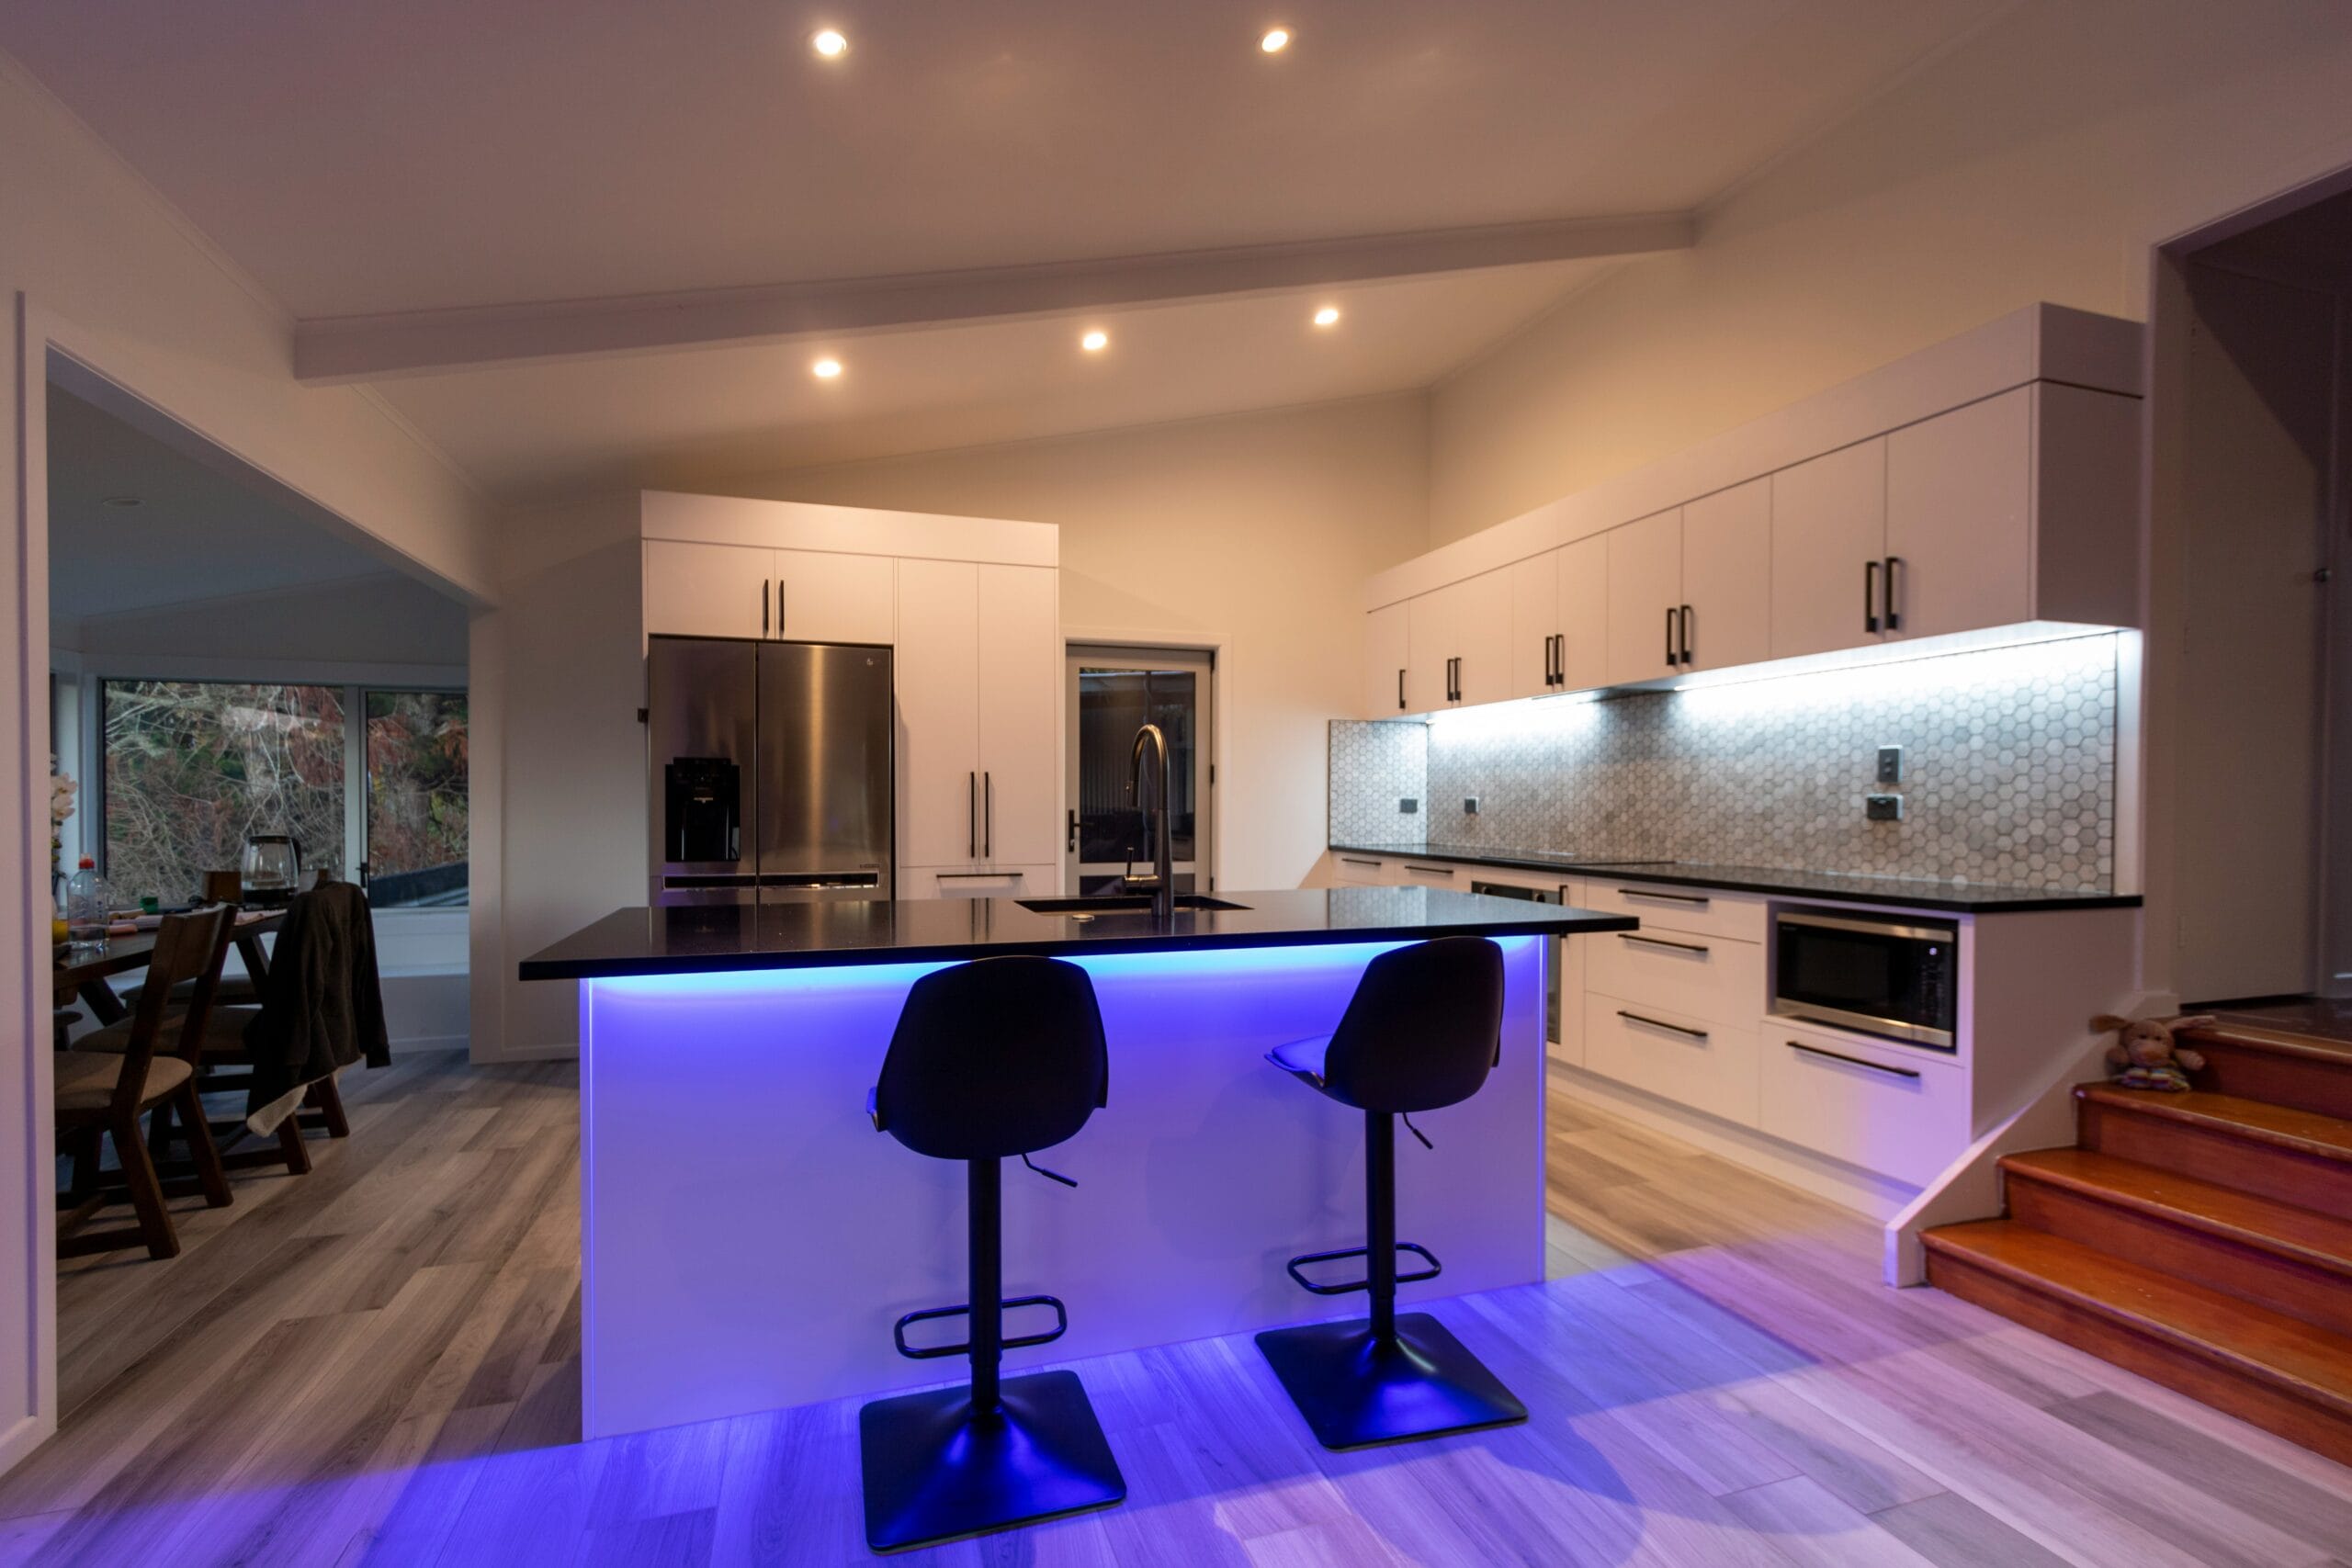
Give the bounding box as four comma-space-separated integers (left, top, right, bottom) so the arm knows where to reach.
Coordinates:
1124, 723, 1176, 924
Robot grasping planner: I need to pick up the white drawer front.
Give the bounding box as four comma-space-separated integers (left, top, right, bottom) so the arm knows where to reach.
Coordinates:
1584, 879, 1767, 942
1396, 860, 1461, 888
1758, 1022, 1968, 1187
899, 864, 1053, 900
1331, 853, 1396, 886
1585, 928, 1765, 1029
1581, 993, 1758, 1128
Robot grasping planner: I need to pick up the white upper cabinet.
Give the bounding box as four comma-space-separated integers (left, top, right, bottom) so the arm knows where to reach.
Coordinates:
1508, 553, 1558, 700
1555, 535, 1608, 691
1363, 601, 1409, 718
1359, 308, 2143, 710
644, 540, 772, 640
644, 539, 894, 644
1769, 440, 1888, 660
1604, 509, 1683, 686
773, 548, 896, 645
1884, 388, 2032, 642
1679, 479, 1771, 673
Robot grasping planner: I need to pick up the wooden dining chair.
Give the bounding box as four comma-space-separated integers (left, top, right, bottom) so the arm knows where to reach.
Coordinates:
123, 871, 262, 1010
54, 904, 235, 1261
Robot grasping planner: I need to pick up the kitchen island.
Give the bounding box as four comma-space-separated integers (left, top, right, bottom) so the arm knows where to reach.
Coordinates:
521, 887, 1634, 1438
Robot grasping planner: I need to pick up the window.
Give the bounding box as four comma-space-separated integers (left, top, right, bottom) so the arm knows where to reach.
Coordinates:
98, 678, 466, 908
365, 691, 469, 908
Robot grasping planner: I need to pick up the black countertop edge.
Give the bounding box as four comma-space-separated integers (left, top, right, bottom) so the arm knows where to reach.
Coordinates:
1329, 843, 2143, 915
518, 887, 1639, 982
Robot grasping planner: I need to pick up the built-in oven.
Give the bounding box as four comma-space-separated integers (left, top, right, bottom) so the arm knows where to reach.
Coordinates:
1770, 907, 1959, 1050
1469, 880, 1566, 1046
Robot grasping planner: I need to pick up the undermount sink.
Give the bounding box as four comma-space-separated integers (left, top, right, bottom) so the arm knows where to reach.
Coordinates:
1016, 894, 1251, 917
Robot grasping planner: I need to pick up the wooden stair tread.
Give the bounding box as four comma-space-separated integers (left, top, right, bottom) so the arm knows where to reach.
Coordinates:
1923, 1221, 2352, 1416
2188, 1021, 2352, 1065
2075, 1083, 2352, 1161
2001, 1147, 2352, 1277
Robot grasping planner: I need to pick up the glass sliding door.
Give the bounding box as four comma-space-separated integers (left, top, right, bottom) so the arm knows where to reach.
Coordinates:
1065, 647, 1215, 897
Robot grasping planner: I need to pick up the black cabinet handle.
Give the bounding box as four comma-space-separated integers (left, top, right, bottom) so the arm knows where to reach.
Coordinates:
1617, 1010, 1709, 1042
1791, 1041, 1920, 1080
775, 579, 786, 636
1882, 556, 1902, 633
967, 773, 977, 859
983, 773, 992, 859
762, 580, 770, 637
1864, 560, 1880, 634
1067, 808, 1079, 852
1397, 668, 1406, 710
1621, 932, 1711, 956
1664, 607, 1679, 668
1678, 604, 1692, 667
1620, 886, 1709, 907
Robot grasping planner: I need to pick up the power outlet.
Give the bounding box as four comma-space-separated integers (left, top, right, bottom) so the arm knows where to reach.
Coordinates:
1463, 795, 1480, 816
1865, 793, 1904, 822
1876, 745, 1904, 785
1399, 797, 1419, 815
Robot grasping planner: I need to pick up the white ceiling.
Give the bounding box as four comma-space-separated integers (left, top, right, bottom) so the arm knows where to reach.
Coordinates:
374, 259, 1619, 495
46, 384, 409, 620
2, 1, 2012, 499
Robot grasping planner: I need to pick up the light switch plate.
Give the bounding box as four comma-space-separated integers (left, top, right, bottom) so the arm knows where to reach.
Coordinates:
1877, 745, 1904, 784
1463, 795, 1480, 816
1865, 793, 1904, 822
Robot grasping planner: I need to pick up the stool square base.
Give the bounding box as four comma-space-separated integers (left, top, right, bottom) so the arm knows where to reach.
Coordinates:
1255, 1312, 1528, 1451
858, 1370, 1125, 1553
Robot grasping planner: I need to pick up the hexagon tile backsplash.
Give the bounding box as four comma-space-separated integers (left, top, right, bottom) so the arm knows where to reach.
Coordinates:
1329, 631, 2119, 891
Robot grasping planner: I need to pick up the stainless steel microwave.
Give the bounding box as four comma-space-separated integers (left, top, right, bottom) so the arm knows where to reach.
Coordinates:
1770, 908, 1959, 1050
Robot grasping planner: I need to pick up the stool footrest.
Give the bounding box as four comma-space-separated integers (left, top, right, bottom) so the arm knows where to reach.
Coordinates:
1284, 1242, 1441, 1297
893, 1293, 1069, 1359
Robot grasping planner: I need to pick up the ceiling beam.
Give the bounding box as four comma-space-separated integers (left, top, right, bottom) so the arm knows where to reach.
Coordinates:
292, 211, 1693, 383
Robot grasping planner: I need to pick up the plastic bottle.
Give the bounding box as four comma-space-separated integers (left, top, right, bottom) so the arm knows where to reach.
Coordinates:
65, 856, 109, 953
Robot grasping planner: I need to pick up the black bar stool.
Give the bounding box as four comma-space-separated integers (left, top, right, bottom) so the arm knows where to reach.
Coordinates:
1257, 934, 1527, 1450
859, 955, 1126, 1554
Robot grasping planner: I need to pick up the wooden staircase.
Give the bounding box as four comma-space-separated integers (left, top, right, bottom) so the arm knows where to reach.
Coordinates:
1923, 1021, 2352, 1467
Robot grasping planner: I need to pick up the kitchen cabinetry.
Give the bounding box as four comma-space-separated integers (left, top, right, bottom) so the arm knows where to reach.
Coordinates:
1769, 441, 1887, 661
1679, 479, 1771, 671
1404, 570, 1512, 713
894, 559, 1060, 888
1507, 536, 1607, 699
1884, 388, 2031, 641
1363, 602, 1409, 717
1604, 509, 1683, 686
643, 539, 895, 644
1508, 554, 1556, 700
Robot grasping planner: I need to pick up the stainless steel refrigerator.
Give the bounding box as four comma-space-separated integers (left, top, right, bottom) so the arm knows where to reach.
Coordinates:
647, 636, 894, 905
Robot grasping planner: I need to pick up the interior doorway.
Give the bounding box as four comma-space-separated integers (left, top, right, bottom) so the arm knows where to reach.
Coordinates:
2157, 179, 2352, 1003
1064, 646, 1216, 897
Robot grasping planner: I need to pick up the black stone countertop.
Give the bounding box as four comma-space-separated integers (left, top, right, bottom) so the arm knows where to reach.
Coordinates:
1329, 842, 2143, 915
518, 886, 1639, 981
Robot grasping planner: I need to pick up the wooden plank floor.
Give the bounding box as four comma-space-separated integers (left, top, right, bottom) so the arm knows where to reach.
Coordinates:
4, 1048, 2349, 1566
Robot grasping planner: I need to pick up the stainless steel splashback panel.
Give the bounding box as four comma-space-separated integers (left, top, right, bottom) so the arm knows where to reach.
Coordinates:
756, 641, 895, 889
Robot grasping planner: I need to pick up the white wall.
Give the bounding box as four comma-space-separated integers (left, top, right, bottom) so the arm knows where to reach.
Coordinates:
1, 49, 495, 1470
1427, 0, 2352, 546
60, 571, 469, 671
737, 394, 1431, 893
468, 494, 645, 1062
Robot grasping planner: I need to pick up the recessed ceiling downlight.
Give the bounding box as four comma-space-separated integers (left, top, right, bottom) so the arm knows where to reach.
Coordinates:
811, 358, 843, 379
1313, 306, 1340, 327
1080, 330, 1109, 353
1261, 27, 1292, 52
811, 28, 847, 58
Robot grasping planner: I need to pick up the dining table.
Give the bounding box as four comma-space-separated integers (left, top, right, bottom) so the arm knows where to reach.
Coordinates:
51, 908, 283, 1026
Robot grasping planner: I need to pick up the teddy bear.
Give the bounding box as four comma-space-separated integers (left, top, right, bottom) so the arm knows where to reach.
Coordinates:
2089, 1012, 2214, 1092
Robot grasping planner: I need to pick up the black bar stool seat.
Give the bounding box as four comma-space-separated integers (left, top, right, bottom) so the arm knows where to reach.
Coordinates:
1257, 935, 1528, 1450
858, 955, 1125, 1554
